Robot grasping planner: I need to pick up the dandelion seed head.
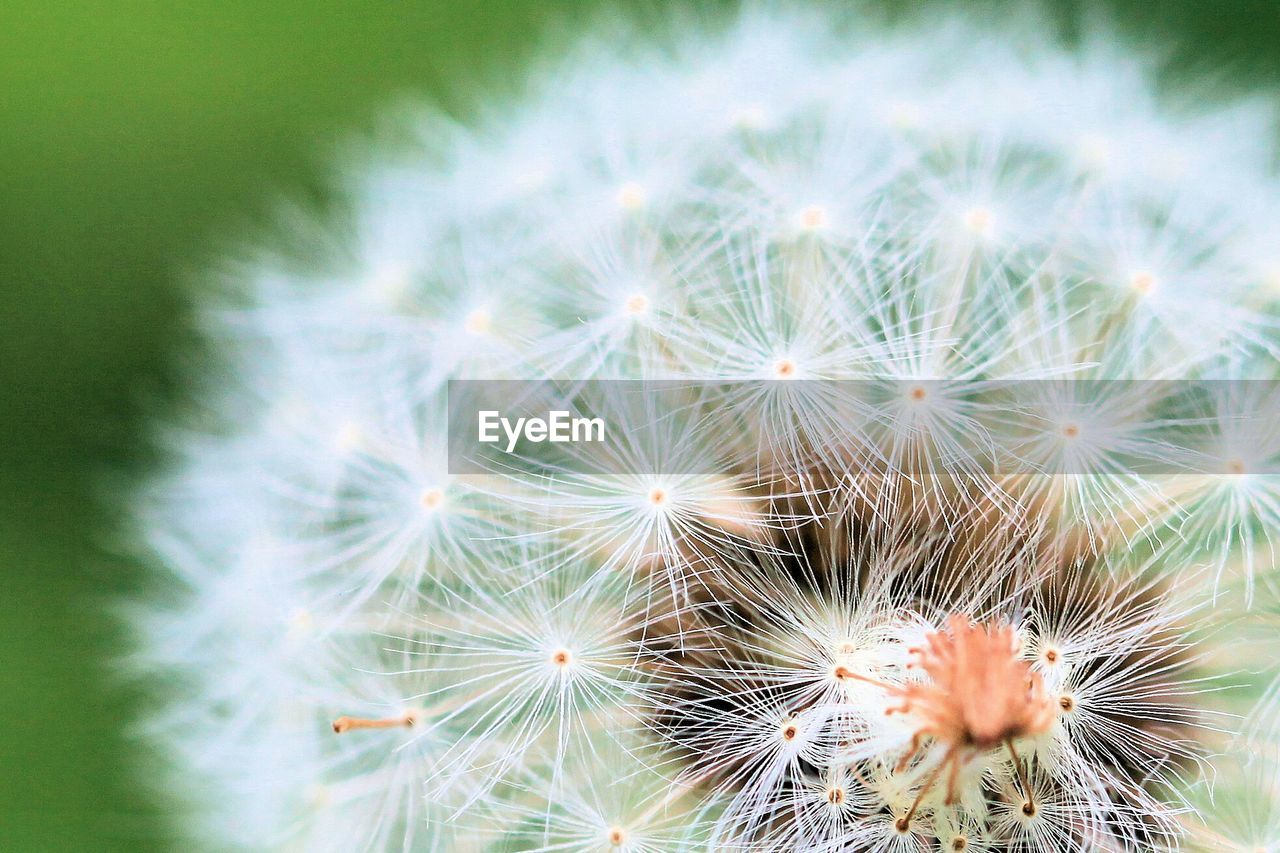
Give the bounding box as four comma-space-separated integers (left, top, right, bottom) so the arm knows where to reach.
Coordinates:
133, 6, 1280, 850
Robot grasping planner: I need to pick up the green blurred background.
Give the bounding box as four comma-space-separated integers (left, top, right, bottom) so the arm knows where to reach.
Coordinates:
1, 2, 1277, 849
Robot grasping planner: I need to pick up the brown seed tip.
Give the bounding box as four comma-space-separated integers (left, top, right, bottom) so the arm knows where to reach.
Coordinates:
330, 713, 415, 734
797, 204, 828, 231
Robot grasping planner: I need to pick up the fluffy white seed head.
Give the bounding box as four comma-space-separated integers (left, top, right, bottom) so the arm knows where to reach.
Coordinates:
133, 6, 1280, 851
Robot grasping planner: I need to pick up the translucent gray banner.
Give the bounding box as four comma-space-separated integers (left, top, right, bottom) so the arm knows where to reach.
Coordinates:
446, 380, 1280, 477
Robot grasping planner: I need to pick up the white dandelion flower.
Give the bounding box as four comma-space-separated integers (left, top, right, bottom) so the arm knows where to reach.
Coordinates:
133, 5, 1280, 851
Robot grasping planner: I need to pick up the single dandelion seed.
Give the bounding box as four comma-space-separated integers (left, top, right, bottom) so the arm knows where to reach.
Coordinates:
615, 181, 647, 210
962, 206, 995, 237
1129, 269, 1158, 296
796, 204, 829, 232
464, 307, 493, 335
624, 293, 649, 316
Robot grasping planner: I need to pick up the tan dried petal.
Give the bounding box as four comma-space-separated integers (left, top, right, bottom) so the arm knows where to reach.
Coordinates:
893, 615, 1055, 751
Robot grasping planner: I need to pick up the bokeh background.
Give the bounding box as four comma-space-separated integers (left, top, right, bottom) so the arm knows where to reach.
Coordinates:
1, 2, 1278, 849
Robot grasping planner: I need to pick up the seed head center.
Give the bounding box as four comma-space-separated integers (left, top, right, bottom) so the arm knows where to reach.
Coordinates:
1129, 270, 1158, 296
464, 308, 493, 335
624, 293, 650, 316
616, 181, 647, 211
797, 204, 829, 231
962, 206, 995, 236
890, 615, 1055, 751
